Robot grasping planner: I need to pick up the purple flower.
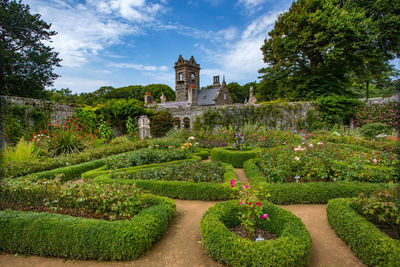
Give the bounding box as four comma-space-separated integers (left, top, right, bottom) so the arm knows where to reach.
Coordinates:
260, 214, 269, 220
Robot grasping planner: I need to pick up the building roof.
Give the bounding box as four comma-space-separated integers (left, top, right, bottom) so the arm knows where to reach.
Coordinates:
197, 88, 219, 106
158, 101, 189, 108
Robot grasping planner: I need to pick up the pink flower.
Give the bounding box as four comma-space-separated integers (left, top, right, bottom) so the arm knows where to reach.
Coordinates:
256, 202, 261, 206
260, 214, 269, 220
309, 144, 313, 148
372, 159, 377, 164
244, 185, 249, 189
240, 202, 243, 206
294, 156, 300, 161
230, 179, 236, 187
317, 142, 323, 145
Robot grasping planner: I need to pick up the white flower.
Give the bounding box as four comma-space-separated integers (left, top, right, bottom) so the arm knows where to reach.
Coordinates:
317, 142, 323, 145
188, 136, 196, 140
294, 156, 300, 161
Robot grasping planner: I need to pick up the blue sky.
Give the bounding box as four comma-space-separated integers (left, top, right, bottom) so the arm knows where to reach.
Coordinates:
25, 0, 399, 94
24, 0, 294, 93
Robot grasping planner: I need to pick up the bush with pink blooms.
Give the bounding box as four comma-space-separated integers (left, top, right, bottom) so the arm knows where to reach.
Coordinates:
230, 179, 270, 239
354, 102, 400, 129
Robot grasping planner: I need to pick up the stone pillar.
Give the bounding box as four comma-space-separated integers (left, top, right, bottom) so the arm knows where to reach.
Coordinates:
138, 115, 151, 140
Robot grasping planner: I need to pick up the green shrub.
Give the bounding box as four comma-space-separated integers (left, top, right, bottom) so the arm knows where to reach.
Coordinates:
211, 147, 261, 168
93, 163, 236, 200
200, 200, 311, 266
150, 111, 174, 138
1, 138, 38, 167
243, 159, 387, 204
112, 161, 225, 183
256, 143, 397, 183
327, 198, 400, 266
316, 95, 362, 125
0, 197, 175, 261
45, 128, 87, 156
192, 150, 209, 160
105, 148, 190, 169
360, 122, 391, 139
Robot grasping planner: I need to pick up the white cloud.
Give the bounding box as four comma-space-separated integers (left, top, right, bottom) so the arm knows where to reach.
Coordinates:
238, 0, 268, 9
26, 0, 140, 67
203, 11, 283, 83
110, 63, 170, 72
87, 0, 163, 22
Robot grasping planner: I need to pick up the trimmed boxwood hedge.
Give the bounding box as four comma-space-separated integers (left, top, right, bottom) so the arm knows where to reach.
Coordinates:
0, 196, 175, 261
200, 200, 312, 266
90, 162, 236, 200
192, 150, 209, 160
244, 159, 387, 204
327, 198, 400, 266
211, 147, 262, 168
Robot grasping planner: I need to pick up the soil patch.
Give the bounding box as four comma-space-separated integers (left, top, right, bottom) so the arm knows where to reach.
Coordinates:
233, 168, 249, 183
230, 225, 277, 241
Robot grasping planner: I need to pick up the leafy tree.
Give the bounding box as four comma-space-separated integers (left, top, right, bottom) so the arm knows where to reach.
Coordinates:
150, 110, 174, 137
259, 0, 399, 101
0, 0, 61, 98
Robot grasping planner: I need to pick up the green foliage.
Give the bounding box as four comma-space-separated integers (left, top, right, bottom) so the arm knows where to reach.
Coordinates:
150, 110, 174, 138
73, 106, 99, 133
316, 96, 363, 125
211, 147, 261, 167
353, 186, 400, 239
360, 122, 391, 139
0, 198, 175, 260
89, 161, 236, 201
202, 110, 222, 130
258, 0, 399, 101
244, 158, 388, 204
256, 143, 398, 183
200, 200, 312, 266
126, 116, 137, 136
105, 147, 190, 169
112, 161, 225, 183
1, 138, 38, 167
327, 198, 400, 266
97, 119, 114, 140
45, 128, 86, 157
0, 0, 61, 98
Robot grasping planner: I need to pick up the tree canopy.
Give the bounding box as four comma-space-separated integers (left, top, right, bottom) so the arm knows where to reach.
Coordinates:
0, 0, 61, 98
259, 0, 400, 100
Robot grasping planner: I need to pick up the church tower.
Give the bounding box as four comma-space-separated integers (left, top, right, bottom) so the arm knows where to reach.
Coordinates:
174, 55, 200, 105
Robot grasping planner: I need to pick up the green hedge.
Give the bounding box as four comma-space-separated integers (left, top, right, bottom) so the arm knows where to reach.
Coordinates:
0, 197, 175, 261
327, 198, 400, 266
244, 159, 387, 204
92, 163, 236, 200
200, 200, 311, 266
192, 150, 209, 160
211, 147, 261, 168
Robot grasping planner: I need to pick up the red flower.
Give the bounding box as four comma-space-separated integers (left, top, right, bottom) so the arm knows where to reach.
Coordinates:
256, 202, 261, 206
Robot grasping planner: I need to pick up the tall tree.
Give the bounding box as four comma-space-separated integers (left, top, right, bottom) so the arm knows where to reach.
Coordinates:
0, 0, 61, 98
259, 0, 399, 100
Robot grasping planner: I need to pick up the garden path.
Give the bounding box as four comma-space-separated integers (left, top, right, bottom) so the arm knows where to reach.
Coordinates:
233, 166, 365, 267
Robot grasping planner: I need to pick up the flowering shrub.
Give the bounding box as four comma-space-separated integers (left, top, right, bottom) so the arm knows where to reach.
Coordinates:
113, 161, 225, 183
353, 186, 400, 239
354, 102, 400, 129
97, 119, 114, 140
227, 132, 245, 150
360, 123, 391, 138
258, 142, 398, 183
1, 177, 154, 220
231, 179, 270, 239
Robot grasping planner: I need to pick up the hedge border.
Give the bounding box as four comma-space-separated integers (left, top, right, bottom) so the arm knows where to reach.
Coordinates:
210, 147, 262, 168
0, 196, 176, 261
243, 159, 387, 204
327, 198, 400, 266
91, 162, 236, 200
200, 200, 311, 266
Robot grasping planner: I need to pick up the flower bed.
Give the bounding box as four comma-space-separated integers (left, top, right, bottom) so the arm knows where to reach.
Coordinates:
327, 198, 400, 266
86, 161, 236, 200
256, 143, 397, 183
200, 200, 311, 266
243, 159, 387, 204
0, 179, 176, 260
210, 147, 262, 168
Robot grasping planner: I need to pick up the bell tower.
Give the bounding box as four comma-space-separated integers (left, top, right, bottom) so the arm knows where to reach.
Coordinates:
174, 55, 200, 104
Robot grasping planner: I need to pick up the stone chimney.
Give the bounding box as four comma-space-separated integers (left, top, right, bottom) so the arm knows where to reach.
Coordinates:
160, 92, 166, 103
212, 75, 220, 88
248, 86, 257, 105
144, 92, 153, 104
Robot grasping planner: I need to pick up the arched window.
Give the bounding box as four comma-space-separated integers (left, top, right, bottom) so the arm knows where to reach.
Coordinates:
183, 117, 190, 129
174, 117, 181, 129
